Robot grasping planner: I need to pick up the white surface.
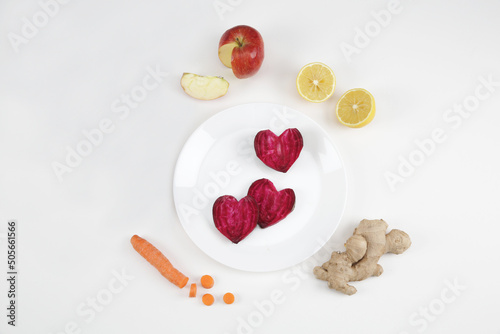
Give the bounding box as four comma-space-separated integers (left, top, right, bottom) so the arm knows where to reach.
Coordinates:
173, 103, 347, 271
1, 1, 500, 333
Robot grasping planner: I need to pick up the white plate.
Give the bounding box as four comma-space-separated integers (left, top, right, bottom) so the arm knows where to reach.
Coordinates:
173, 103, 347, 272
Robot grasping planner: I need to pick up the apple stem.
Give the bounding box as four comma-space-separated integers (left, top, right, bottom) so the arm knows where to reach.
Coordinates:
235, 37, 243, 47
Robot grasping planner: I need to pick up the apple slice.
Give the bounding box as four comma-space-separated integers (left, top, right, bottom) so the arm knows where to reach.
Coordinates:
180, 73, 229, 100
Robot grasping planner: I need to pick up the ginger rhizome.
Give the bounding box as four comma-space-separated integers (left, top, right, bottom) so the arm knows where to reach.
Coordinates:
313, 219, 411, 295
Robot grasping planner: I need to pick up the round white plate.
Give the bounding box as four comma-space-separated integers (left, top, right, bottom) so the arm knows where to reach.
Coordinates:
173, 103, 347, 272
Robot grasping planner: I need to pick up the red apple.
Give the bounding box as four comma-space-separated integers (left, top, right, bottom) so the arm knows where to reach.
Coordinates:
218, 25, 264, 79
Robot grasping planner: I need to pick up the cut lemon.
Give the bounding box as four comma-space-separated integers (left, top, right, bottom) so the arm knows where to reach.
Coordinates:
336, 88, 375, 128
296, 62, 336, 103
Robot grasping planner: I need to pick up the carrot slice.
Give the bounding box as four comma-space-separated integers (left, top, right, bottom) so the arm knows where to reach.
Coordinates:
201, 275, 214, 289
189, 283, 197, 298
223, 292, 235, 304
202, 293, 214, 306
130, 235, 189, 288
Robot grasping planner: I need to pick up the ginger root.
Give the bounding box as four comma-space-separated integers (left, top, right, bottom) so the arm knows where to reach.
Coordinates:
313, 219, 411, 295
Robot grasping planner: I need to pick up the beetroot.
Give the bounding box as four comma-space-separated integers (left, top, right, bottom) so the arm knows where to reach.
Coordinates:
247, 178, 295, 228
212, 195, 258, 244
254, 128, 303, 173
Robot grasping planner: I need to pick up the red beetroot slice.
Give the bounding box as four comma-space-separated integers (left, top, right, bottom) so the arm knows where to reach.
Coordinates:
254, 128, 303, 173
212, 195, 258, 244
247, 178, 295, 228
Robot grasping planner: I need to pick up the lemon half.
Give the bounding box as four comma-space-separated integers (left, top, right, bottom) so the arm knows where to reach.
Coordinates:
296, 62, 336, 103
336, 88, 375, 128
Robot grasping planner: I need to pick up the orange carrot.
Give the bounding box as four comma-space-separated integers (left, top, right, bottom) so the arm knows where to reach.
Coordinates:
130, 235, 188, 288
201, 275, 214, 289
223, 292, 235, 304
189, 283, 197, 298
202, 293, 214, 306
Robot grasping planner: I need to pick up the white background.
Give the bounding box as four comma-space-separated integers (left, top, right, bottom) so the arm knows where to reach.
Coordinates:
1, 0, 500, 333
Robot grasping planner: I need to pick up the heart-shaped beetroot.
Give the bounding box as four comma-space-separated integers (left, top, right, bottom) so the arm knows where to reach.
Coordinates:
212, 195, 258, 244
254, 128, 303, 173
247, 178, 295, 228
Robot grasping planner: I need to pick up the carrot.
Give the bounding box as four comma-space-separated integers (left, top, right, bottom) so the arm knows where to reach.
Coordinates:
223, 292, 235, 304
200, 275, 214, 289
130, 235, 189, 288
202, 293, 214, 306
189, 283, 197, 298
